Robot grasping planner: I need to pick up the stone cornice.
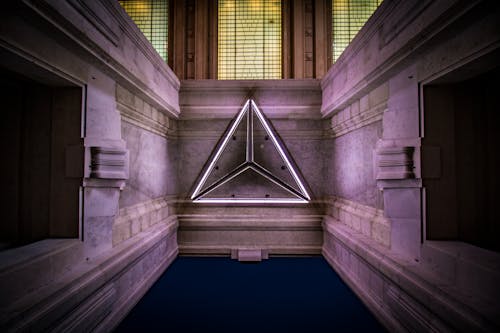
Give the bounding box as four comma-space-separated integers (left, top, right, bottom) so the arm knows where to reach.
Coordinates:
116, 84, 175, 138
326, 83, 388, 138
179, 79, 322, 119
322, 196, 390, 248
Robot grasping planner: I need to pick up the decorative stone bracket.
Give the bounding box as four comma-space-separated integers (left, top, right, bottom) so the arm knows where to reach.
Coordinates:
89, 146, 129, 180
374, 139, 422, 190
376, 146, 415, 180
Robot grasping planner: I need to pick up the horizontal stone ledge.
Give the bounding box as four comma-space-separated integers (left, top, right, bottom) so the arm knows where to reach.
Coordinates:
180, 79, 321, 91
177, 217, 323, 231
323, 196, 390, 247
1, 221, 178, 330
174, 199, 325, 210
322, 221, 495, 332
178, 226, 323, 232
179, 244, 322, 256
179, 79, 322, 120
0, 239, 82, 275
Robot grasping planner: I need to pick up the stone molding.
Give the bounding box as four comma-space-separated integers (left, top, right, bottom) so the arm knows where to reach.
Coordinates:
99, 0, 174, 82
176, 128, 325, 140
324, 196, 390, 248
67, 0, 119, 46
176, 118, 325, 141
179, 216, 323, 231
116, 84, 174, 138
327, 83, 388, 138
0, 240, 83, 307
176, 202, 323, 255
90, 146, 128, 180
179, 79, 322, 119
89, 0, 180, 113
329, 104, 385, 138
114, 197, 173, 246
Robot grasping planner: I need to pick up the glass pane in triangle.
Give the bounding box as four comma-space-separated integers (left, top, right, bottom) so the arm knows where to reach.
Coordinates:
202, 167, 300, 199
200, 111, 248, 193
252, 111, 302, 194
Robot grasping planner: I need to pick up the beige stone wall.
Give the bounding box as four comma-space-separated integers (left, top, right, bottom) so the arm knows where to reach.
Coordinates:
116, 84, 173, 138
113, 197, 174, 246
115, 84, 179, 245
116, 83, 178, 205
328, 83, 388, 138
0, 1, 180, 331
2, 1, 500, 332
177, 203, 323, 256
325, 196, 390, 247
321, 0, 500, 331
322, 83, 388, 211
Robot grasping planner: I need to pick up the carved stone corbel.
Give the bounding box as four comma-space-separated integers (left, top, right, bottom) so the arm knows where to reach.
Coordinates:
376, 146, 415, 180
90, 146, 129, 180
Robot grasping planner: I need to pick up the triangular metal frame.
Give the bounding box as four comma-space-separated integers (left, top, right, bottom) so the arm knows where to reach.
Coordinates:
191, 99, 310, 203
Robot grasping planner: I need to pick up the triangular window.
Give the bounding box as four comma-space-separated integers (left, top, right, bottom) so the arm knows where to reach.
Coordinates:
191, 99, 310, 203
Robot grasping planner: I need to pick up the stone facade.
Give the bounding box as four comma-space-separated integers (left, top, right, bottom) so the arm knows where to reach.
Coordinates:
321, 0, 500, 331
0, 1, 179, 331
1, 0, 499, 332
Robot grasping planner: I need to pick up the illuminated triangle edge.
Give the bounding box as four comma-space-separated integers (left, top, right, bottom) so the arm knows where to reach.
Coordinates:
190, 99, 310, 203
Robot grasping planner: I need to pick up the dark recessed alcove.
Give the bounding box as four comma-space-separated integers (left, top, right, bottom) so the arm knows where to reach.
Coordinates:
423, 59, 500, 252
0, 67, 82, 250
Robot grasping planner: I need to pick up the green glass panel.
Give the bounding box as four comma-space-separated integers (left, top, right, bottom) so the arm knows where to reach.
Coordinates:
218, 0, 282, 79
119, 0, 168, 62
332, 0, 382, 63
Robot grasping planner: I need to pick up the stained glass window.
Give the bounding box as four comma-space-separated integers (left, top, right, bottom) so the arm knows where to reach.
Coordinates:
218, 0, 282, 80
332, 0, 382, 63
119, 0, 168, 62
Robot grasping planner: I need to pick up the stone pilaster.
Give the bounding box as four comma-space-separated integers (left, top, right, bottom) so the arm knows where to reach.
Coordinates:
82, 70, 129, 257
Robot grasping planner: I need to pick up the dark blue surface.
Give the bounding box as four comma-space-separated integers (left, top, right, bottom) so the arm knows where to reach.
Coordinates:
115, 257, 386, 333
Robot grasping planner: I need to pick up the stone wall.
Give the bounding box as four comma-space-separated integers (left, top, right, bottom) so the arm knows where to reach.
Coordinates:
322, 82, 388, 209
321, 0, 500, 331
324, 122, 383, 208
177, 204, 323, 256
113, 84, 179, 248
324, 196, 390, 247
0, 1, 179, 331
116, 84, 178, 209
1, 0, 500, 332
176, 80, 325, 255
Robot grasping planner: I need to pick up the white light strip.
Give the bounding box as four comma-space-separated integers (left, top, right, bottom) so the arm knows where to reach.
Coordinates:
194, 198, 309, 204
251, 100, 310, 200
191, 99, 310, 203
195, 164, 249, 199
250, 164, 306, 198
246, 104, 253, 162
190, 100, 250, 199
